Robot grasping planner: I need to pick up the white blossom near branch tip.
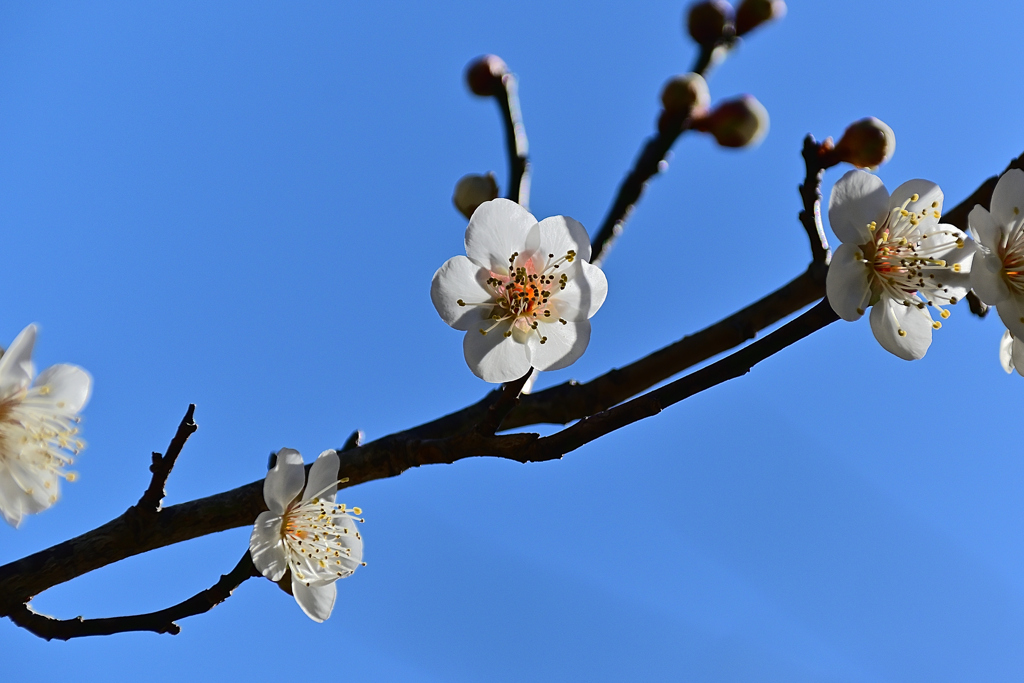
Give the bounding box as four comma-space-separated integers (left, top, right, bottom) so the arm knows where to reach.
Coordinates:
999, 329, 1024, 376
431, 198, 608, 383
968, 168, 1024, 340
826, 170, 975, 360
0, 324, 91, 528
249, 448, 364, 622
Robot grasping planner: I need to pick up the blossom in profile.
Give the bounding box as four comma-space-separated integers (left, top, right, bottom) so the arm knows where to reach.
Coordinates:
249, 448, 364, 622
0, 324, 91, 528
999, 329, 1024, 376
826, 170, 974, 360
431, 198, 608, 383
968, 169, 1024, 340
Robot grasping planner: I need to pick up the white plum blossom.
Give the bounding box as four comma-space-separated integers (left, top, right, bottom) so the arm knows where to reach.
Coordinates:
0, 324, 91, 528
431, 198, 608, 383
968, 168, 1024, 340
826, 170, 974, 360
249, 448, 364, 622
999, 329, 1024, 377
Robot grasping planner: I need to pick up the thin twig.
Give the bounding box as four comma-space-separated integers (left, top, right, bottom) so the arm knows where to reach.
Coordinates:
477, 368, 533, 435
497, 72, 530, 208
341, 430, 364, 452
7, 552, 258, 640
136, 404, 197, 513
798, 135, 830, 263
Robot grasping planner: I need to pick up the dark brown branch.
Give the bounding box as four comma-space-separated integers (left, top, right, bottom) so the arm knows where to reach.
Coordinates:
497, 72, 530, 207
689, 35, 736, 76
136, 404, 197, 513
798, 135, 830, 263
517, 298, 839, 462
341, 430, 364, 452
590, 114, 693, 265
477, 369, 533, 435
7, 552, 258, 640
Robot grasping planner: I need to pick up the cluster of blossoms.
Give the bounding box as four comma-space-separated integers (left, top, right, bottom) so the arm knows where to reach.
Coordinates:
0, 324, 91, 528
827, 166, 1024, 374
431, 198, 607, 383
249, 448, 365, 622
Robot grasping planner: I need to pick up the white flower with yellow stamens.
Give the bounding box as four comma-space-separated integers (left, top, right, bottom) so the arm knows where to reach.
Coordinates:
0, 324, 91, 528
431, 198, 608, 383
249, 448, 364, 622
826, 170, 975, 360
968, 169, 1024, 340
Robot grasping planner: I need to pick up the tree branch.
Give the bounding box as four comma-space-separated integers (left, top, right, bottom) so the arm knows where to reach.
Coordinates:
7, 551, 258, 640
136, 404, 197, 513
497, 71, 530, 207
798, 135, 830, 263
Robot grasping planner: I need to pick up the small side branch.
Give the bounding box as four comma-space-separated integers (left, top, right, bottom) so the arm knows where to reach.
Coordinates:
8, 552, 258, 641
136, 404, 198, 513
498, 72, 530, 207
477, 368, 533, 435
798, 135, 831, 263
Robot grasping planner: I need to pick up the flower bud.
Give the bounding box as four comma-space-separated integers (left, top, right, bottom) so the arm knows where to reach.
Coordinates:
660, 73, 711, 117
686, 1, 734, 45
453, 173, 499, 219
465, 55, 508, 97
694, 95, 769, 148
735, 0, 787, 36
829, 117, 895, 170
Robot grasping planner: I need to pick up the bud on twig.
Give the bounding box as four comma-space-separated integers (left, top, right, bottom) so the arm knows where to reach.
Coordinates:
465, 55, 508, 97
686, 1, 735, 45
735, 0, 787, 36
660, 73, 711, 117
825, 117, 896, 170
693, 95, 769, 148
453, 173, 499, 219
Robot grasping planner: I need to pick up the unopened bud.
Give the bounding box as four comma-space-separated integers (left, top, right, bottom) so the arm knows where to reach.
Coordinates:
829, 117, 895, 170
660, 73, 711, 117
735, 0, 787, 36
453, 173, 499, 219
465, 55, 508, 97
694, 95, 769, 148
686, 1, 734, 45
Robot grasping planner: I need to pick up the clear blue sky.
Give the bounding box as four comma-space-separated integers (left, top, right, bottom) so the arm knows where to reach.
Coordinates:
1, 1, 1022, 681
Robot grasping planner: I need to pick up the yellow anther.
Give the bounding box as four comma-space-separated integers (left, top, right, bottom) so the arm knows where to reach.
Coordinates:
931, 201, 939, 208
941, 309, 951, 319
856, 307, 865, 316
932, 321, 942, 329
352, 507, 362, 515
897, 329, 907, 337
910, 193, 919, 202
953, 263, 961, 272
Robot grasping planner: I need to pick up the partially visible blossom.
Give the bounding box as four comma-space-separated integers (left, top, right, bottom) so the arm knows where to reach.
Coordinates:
999, 329, 1024, 376
968, 169, 1024, 340
250, 448, 364, 622
0, 324, 91, 528
431, 198, 608, 383
826, 170, 975, 360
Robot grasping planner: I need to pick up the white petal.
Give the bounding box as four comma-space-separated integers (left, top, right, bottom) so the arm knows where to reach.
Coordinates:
292, 575, 337, 622
971, 252, 1011, 305
465, 199, 538, 271
996, 296, 1024, 340
528, 319, 591, 372
303, 449, 340, 504
0, 468, 26, 527
1000, 330, 1015, 373
889, 178, 943, 218
828, 170, 888, 245
462, 326, 532, 383
533, 215, 593, 264
826, 243, 872, 321
1013, 336, 1024, 378
34, 364, 92, 413
990, 168, 1024, 229
0, 324, 37, 394
431, 256, 493, 332
250, 511, 289, 581
6, 459, 58, 514
968, 205, 1001, 249
869, 297, 932, 360
553, 262, 608, 321
264, 448, 305, 515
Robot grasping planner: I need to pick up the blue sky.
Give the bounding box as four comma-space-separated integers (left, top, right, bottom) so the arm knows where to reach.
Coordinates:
1, 1, 1022, 681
